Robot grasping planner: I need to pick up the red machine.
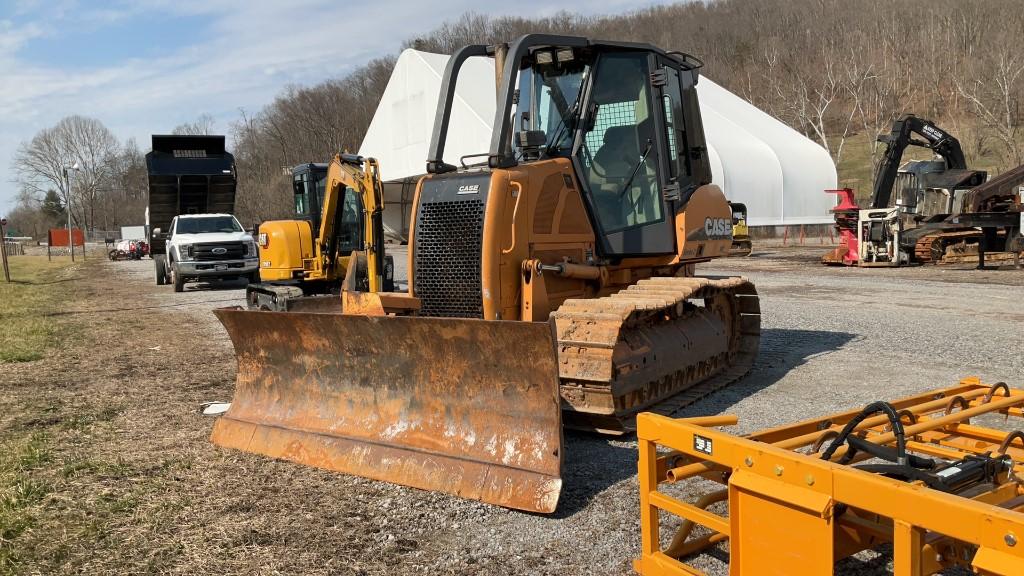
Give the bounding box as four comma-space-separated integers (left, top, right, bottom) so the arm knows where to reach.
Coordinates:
822, 188, 859, 265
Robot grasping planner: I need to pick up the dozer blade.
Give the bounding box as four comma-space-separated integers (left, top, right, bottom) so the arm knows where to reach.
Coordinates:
210, 308, 563, 513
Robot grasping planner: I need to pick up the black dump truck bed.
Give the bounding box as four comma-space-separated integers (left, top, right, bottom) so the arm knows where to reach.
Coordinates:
147, 135, 237, 255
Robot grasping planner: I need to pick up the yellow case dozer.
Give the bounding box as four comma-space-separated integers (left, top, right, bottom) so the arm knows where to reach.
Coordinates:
210, 35, 760, 513
728, 201, 752, 257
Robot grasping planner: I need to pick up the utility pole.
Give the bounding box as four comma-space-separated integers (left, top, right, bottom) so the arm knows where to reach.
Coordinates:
64, 163, 80, 261
0, 217, 10, 283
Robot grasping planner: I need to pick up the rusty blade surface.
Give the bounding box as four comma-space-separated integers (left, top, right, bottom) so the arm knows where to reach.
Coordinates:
211, 308, 563, 513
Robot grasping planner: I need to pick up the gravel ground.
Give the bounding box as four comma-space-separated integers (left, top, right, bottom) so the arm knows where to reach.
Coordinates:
3, 245, 1022, 575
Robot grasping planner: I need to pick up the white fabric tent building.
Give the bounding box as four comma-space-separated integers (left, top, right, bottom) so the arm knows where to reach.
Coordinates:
360, 49, 837, 233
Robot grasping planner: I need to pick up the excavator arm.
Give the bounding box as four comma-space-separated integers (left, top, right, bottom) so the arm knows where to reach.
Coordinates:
870, 114, 967, 209
317, 154, 386, 291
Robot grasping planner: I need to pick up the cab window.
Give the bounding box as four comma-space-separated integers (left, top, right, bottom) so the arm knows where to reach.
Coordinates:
336, 187, 363, 254
575, 52, 663, 233
293, 173, 311, 216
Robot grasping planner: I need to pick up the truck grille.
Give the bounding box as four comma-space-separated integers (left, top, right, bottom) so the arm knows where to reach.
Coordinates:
414, 199, 485, 318
192, 241, 245, 261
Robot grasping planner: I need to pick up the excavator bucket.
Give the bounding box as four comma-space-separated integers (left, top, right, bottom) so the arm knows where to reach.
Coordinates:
210, 308, 564, 513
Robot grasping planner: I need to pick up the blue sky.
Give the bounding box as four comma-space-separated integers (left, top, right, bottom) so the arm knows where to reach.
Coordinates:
0, 0, 677, 212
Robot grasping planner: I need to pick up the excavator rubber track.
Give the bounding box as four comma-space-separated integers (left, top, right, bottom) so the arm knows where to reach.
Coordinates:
553, 276, 760, 434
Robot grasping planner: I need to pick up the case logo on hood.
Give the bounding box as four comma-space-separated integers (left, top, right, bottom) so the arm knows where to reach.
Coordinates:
457, 184, 480, 195
703, 217, 732, 239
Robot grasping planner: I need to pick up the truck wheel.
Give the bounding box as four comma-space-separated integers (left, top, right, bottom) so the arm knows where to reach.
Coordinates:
247, 271, 260, 284
171, 263, 185, 293
155, 257, 167, 285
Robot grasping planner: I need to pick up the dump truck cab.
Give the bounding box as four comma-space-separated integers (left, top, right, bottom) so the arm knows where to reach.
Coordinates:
163, 213, 258, 292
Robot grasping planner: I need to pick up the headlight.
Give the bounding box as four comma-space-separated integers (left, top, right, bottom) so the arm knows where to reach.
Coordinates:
246, 240, 259, 257
176, 244, 193, 260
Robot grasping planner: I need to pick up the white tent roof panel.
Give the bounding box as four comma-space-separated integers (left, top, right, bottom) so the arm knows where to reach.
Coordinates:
360, 49, 838, 226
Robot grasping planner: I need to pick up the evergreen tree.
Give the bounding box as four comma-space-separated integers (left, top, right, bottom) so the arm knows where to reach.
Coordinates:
40, 189, 65, 226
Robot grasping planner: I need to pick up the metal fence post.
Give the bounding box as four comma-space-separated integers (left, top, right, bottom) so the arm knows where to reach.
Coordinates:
1, 218, 10, 283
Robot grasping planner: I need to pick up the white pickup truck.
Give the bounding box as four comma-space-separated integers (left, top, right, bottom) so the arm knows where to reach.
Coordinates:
154, 213, 258, 292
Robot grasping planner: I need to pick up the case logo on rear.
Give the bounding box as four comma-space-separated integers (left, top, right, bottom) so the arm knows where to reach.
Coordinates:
457, 184, 480, 195
703, 217, 732, 239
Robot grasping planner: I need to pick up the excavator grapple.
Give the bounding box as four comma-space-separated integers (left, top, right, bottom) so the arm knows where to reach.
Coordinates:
635, 377, 1024, 575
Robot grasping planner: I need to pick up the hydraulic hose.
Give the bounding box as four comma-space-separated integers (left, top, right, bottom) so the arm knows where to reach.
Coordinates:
820, 401, 908, 466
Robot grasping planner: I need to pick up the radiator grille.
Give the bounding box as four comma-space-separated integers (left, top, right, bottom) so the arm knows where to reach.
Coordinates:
414, 199, 485, 318
192, 241, 245, 261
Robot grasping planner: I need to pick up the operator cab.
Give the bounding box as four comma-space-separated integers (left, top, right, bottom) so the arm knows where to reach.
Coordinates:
292, 163, 364, 254
516, 44, 711, 257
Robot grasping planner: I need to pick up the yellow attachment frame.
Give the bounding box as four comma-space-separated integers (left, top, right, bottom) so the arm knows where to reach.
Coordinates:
634, 377, 1024, 576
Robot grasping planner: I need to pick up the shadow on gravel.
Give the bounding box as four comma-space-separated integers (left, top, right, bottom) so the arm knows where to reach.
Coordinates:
689, 328, 859, 415
553, 328, 858, 517
553, 431, 638, 518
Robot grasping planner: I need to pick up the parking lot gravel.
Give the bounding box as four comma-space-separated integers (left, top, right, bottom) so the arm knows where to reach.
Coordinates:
2, 244, 1021, 575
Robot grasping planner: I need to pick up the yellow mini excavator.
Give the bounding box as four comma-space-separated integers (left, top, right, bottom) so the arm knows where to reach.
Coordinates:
210, 35, 760, 514
246, 154, 394, 311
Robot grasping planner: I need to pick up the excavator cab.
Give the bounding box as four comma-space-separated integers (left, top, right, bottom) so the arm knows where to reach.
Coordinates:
292, 164, 364, 254
212, 36, 759, 514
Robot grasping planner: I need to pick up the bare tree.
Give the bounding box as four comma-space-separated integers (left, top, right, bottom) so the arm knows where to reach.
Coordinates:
172, 114, 217, 136
956, 48, 1024, 166
12, 115, 120, 231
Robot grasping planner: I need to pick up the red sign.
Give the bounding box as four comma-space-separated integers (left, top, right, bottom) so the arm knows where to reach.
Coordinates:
49, 228, 85, 247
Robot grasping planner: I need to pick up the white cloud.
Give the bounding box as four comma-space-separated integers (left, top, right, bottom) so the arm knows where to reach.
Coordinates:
1, 0, 676, 211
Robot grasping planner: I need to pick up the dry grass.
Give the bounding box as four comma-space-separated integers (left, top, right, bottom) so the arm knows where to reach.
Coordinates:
0, 259, 407, 575
0, 256, 80, 363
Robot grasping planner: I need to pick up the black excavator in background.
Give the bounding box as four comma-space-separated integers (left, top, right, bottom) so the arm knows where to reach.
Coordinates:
824, 114, 1023, 267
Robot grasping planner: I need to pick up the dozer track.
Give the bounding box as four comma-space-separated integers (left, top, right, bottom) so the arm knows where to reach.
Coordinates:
553, 276, 760, 434
727, 239, 753, 258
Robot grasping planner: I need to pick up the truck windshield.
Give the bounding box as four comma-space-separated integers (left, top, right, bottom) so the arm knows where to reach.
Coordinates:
176, 216, 242, 234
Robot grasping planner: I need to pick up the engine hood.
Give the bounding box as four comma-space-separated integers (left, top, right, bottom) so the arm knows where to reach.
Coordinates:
172, 232, 253, 244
